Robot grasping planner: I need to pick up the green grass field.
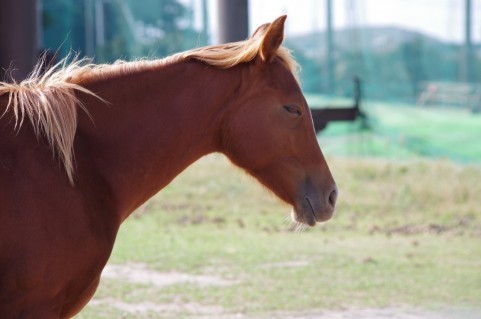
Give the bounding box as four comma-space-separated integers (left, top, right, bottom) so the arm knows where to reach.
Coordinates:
78, 154, 481, 319
307, 95, 481, 162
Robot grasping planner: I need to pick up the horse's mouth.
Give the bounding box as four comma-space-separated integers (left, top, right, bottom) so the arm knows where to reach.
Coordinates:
290, 196, 334, 227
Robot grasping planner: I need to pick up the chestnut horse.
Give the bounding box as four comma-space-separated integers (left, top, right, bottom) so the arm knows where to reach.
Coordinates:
0, 16, 337, 318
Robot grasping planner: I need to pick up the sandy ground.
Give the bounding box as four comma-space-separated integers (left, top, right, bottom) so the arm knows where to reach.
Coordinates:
92, 263, 479, 319
230, 308, 481, 319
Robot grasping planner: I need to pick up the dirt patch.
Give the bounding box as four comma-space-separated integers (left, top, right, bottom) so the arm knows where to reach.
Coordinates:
259, 260, 310, 268
101, 263, 237, 287
86, 303, 480, 319
96, 263, 478, 319
218, 307, 481, 319
368, 219, 477, 236
89, 298, 224, 316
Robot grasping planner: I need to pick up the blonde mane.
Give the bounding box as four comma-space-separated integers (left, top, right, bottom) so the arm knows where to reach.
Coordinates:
0, 56, 100, 184
174, 38, 299, 77
77, 37, 299, 82
0, 39, 299, 184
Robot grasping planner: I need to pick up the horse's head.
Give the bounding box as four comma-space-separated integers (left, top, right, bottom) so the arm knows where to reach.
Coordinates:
220, 16, 337, 227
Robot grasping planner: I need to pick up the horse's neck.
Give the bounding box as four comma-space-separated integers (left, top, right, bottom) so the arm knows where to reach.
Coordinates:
78, 61, 238, 220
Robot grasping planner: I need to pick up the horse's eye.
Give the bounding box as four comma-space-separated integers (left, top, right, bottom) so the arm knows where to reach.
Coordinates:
283, 105, 302, 117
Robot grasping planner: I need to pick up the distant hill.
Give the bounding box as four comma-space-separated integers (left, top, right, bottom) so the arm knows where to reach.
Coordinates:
285, 26, 481, 102
287, 26, 455, 57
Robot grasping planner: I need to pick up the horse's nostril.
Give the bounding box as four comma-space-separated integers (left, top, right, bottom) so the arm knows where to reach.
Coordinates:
328, 187, 338, 207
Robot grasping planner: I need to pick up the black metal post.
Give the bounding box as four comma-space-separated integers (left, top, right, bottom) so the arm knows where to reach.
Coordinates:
325, 0, 334, 94
217, 0, 248, 43
0, 0, 39, 81
461, 0, 472, 82
201, 0, 209, 45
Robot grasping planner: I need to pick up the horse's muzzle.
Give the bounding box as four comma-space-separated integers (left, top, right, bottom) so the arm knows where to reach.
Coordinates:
291, 183, 338, 226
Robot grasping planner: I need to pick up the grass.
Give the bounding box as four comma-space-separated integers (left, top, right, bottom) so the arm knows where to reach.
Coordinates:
305, 94, 481, 162
78, 154, 481, 319
366, 102, 481, 161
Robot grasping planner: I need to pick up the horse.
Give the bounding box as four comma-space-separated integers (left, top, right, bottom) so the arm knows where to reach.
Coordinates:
0, 16, 337, 318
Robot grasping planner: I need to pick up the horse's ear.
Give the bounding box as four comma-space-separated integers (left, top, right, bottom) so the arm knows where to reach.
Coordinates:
252, 23, 271, 40
260, 15, 287, 62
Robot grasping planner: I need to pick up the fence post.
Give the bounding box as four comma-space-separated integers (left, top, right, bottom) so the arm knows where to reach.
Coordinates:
0, 0, 39, 81
217, 0, 249, 44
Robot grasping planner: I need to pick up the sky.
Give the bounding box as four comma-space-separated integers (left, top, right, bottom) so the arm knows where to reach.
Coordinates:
185, 0, 481, 44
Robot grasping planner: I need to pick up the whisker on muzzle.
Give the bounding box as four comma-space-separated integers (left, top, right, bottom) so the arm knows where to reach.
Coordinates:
285, 214, 308, 233
294, 222, 308, 233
